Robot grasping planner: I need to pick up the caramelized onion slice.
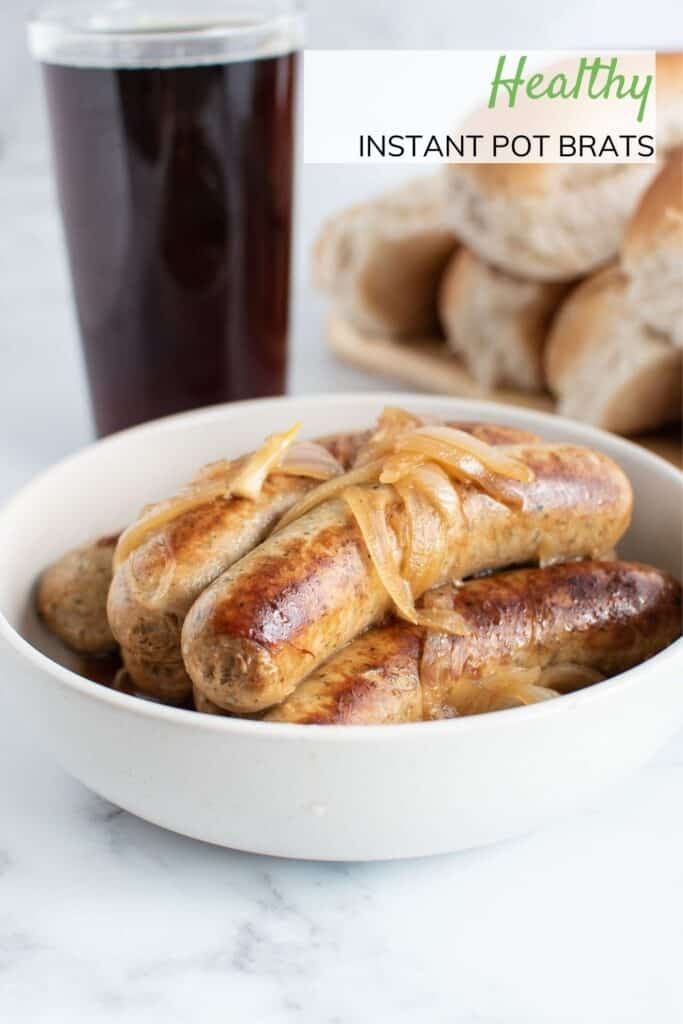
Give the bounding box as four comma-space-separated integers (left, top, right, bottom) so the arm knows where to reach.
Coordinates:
116, 423, 302, 567
273, 459, 384, 532
415, 606, 470, 638
445, 666, 560, 716
419, 629, 464, 720
342, 485, 415, 621
114, 479, 232, 569
230, 422, 301, 500
404, 463, 463, 526
354, 407, 430, 467
476, 683, 559, 713
392, 436, 525, 508
394, 476, 447, 597
275, 441, 343, 481
343, 484, 469, 634
398, 426, 534, 482
379, 451, 425, 484
420, 654, 560, 720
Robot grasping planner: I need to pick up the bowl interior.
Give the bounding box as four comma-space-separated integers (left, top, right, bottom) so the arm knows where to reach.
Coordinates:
0, 393, 681, 680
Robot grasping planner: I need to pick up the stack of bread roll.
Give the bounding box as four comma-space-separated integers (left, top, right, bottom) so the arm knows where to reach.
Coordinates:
314, 54, 683, 436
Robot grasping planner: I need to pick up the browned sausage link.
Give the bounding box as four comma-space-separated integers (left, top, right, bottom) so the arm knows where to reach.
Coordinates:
182, 445, 633, 714
265, 562, 682, 724
421, 559, 682, 717
119, 649, 192, 707
109, 422, 537, 703
264, 623, 423, 724
37, 534, 120, 655
193, 685, 225, 715
106, 431, 369, 702
192, 685, 266, 720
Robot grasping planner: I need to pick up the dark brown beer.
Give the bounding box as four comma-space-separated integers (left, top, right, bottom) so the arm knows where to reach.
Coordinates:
42, 53, 297, 435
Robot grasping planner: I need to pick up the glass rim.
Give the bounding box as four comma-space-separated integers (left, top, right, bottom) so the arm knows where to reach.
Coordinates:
28, 0, 304, 68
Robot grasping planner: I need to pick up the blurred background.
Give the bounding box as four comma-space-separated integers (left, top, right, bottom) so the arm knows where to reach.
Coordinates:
1, 0, 681, 497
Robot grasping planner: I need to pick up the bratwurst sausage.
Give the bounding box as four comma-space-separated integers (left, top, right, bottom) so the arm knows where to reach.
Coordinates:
108, 422, 537, 703
264, 561, 681, 723
107, 430, 367, 703
183, 445, 633, 713
37, 534, 120, 655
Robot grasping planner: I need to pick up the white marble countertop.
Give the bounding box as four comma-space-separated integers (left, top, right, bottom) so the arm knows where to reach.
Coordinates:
2, 3, 683, 1020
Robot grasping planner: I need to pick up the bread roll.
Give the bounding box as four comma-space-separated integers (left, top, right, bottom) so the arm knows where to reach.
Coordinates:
622, 148, 683, 346
312, 175, 458, 337
545, 266, 682, 434
445, 54, 683, 282
438, 248, 569, 391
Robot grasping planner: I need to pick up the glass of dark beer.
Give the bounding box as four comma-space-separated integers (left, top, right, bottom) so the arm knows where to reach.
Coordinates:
29, 2, 302, 436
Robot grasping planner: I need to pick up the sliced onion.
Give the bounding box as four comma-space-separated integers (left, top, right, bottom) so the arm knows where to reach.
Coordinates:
392, 434, 525, 508
420, 629, 466, 719
273, 459, 384, 533
230, 422, 301, 500
275, 441, 343, 481
116, 424, 303, 567
403, 463, 463, 527
420, 652, 560, 718
379, 451, 425, 484
394, 476, 446, 596
414, 606, 470, 637
398, 426, 534, 482
354, 407, 430, 467
443, 666, 560, 716
342, 485, 416, 621
343, 483, 470, 634
114, 479, 232, 569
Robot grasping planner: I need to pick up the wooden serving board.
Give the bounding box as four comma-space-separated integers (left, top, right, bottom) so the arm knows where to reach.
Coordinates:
327, 315, 683, 469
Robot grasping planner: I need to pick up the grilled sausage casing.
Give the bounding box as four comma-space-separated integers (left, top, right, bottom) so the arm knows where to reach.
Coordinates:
183, 444, 633, 713
265, 561, 681, 724
108, 423, 536, 703
106, 431, 366, 703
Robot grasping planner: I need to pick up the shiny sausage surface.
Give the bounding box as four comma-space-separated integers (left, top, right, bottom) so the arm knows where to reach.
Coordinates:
109, 422, 536, 702
107, 431, 366, 701
183, 445, 633, 713
265, 562, 681, 724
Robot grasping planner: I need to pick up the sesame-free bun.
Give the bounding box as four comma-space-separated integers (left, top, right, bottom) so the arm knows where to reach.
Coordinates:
445, 54, 683, 282
438, 248, 569, 391
622, 148, 683, 346
312, 175, 458, 337
545, 266, 682, 435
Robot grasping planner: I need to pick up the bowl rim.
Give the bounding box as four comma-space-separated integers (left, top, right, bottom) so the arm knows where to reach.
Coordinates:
1, 391, 681, 743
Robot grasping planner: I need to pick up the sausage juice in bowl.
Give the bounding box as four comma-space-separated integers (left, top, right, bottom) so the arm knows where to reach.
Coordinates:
0, 395, 681, 858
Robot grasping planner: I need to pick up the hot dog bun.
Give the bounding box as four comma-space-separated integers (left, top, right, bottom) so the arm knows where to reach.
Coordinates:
622, 148, 683, 346
438, 248, 569, 391
312, 175, 458, 337
444, 54, 683, 281
544, 265, 682, 434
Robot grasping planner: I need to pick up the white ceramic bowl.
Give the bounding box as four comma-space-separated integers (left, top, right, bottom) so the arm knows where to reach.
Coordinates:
0, 394, 681, 860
